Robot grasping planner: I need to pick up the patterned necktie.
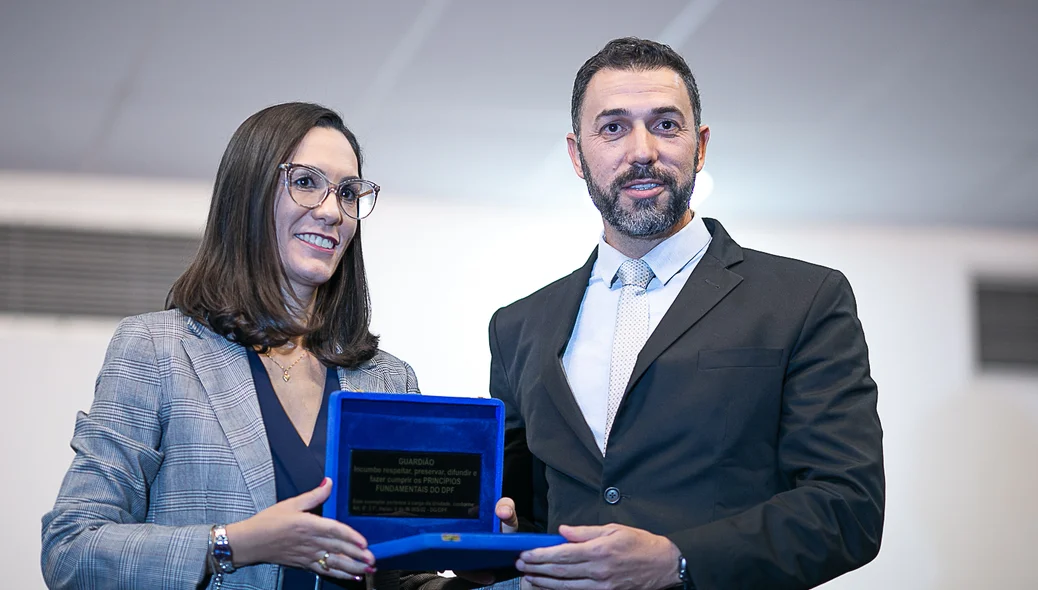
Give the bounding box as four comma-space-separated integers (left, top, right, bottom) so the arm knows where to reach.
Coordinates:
603, 258, 655, 453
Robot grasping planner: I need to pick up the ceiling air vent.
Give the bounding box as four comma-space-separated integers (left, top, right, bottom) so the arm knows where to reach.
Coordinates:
0, 224, 199, 318
975, 280, 1038, 370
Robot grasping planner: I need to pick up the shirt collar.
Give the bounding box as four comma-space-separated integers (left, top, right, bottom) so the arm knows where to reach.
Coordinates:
593, 214, 712, 288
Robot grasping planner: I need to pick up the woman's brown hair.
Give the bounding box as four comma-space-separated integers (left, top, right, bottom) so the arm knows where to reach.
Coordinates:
168, 102, 378, 368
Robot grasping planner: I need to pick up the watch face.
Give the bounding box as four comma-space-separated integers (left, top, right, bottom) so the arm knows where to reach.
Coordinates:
213, 545, 232, 560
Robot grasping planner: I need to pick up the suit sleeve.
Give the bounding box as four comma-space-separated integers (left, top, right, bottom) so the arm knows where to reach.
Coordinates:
489, 310, 548, 535
671, 270, 884, 590
41, 316, 211, 590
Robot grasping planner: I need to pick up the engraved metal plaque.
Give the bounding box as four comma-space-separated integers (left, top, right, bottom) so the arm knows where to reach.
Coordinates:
349, 450, 482, 519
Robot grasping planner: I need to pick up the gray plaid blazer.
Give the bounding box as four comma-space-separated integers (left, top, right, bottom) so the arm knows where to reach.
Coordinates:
42, 309, 420, 590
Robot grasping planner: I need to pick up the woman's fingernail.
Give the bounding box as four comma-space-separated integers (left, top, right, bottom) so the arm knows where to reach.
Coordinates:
319, 477, 330, 487
353, 575, 363, 582
365, 566, 376, 574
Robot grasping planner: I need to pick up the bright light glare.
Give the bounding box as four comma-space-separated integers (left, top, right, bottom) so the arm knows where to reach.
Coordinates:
691, 169, 714, 210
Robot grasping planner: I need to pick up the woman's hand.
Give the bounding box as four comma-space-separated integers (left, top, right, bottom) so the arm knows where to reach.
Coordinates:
225, 478, 374, 580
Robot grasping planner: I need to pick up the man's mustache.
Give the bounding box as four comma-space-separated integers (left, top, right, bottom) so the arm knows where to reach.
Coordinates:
609, 165, 678, 193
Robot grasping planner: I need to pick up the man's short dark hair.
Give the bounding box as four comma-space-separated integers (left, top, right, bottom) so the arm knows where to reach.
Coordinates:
571, 37, 702, 136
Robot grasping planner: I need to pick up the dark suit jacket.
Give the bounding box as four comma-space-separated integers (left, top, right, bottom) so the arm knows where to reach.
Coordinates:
489, 219, 884, 589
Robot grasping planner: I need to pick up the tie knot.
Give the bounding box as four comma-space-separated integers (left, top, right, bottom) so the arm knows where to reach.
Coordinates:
615, 258, 654, 289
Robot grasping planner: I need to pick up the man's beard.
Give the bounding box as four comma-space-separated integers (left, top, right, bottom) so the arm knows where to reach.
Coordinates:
579, 148, 697, 237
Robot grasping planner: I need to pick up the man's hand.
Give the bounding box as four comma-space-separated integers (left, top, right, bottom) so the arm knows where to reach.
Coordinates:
496, 497, 519, 533
452, 497, 522, 585
516, 523, 681, 590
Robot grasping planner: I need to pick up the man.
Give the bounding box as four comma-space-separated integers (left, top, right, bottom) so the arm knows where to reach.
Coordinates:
488, 38, 884, 589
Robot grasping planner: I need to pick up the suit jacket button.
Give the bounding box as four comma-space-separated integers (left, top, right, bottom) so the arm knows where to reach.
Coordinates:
603, 487, 621, 504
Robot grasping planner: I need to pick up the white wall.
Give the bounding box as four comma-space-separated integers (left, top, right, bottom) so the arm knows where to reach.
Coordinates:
3, 173, 1037, 589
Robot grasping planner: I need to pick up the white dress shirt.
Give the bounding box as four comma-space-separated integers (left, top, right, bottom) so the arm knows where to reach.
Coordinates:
562, 215, 713, 453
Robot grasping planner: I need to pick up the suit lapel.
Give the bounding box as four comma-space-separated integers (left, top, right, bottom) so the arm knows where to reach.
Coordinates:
626, 218, 745, 395
182, 320, 276, 513
540, 250, 604, 463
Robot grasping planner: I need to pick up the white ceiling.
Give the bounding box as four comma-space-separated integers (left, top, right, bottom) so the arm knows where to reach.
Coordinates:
1, 0, 1036, 229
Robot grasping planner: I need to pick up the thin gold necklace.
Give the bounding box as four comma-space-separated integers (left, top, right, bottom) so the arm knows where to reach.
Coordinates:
264, 348, 309, 382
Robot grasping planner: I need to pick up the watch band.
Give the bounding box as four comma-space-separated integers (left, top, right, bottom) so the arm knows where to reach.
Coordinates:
210, 524, 236, 574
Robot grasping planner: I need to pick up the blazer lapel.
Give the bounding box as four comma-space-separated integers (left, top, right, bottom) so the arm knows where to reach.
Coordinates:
540, 250, 604, 463
182, 320, 276, 513
626, 219, 745, 395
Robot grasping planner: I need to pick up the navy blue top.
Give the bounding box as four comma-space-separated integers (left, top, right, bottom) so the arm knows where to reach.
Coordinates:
247, 349, 355, 590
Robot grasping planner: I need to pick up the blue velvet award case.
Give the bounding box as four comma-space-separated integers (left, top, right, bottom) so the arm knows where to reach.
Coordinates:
324, 391, 564, 571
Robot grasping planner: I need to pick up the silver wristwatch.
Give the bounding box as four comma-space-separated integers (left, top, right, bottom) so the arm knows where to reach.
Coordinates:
678, 554, 693, 589
210, 524, 236, 574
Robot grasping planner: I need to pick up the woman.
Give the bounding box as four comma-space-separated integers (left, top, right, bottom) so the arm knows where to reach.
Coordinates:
42, 102, 419, 590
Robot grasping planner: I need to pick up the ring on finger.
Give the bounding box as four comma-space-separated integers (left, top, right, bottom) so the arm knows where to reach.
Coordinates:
317, 551, 330, 571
